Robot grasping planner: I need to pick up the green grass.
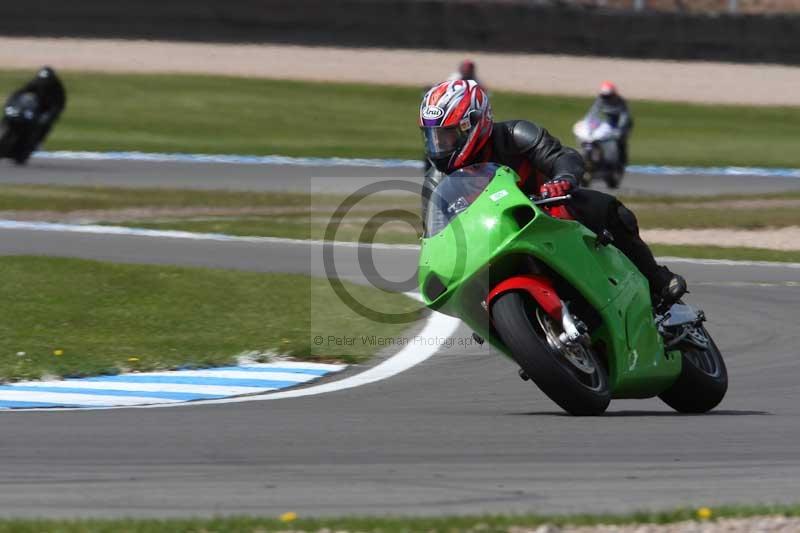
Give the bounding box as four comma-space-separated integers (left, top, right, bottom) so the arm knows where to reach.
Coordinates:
0, 504, 795, 532
0, 183, 314, 212
635, 206, 800, 229
0, 183, 418, 213
121, 214, 421, 244
652, 244, 800, 263
3, 184, 800, 262
621, 191, 800, 229
618, 191, 800, 204
124, 201, 800, 239
2, 69, 800, 167
126, 221, 800, 264
3, 184, 800, 233
0, 256, 420, 381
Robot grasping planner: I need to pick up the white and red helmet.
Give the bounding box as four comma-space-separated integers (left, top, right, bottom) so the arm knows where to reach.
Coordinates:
419, 80, 493, 174
599, 81, 618, 97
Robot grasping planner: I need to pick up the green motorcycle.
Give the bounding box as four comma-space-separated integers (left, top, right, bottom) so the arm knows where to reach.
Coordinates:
418, 163, 727, 416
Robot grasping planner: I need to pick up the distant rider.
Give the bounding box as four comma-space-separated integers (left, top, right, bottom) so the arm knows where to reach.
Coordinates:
588, 81, 631, 167
6, 66, 67, 151
448, 59, 482, 87
420, 80, 685, 310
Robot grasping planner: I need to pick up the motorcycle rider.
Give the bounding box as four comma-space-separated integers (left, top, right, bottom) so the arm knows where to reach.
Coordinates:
449, 59, 482, 87
588, 81, 631, 167
6, 66, 66, 152
420, 79, 685, 310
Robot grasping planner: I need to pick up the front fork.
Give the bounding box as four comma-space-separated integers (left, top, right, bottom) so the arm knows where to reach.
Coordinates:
559, 302, 590, 347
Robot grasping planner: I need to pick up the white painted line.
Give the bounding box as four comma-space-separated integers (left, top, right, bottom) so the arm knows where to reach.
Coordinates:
0, 219, 421, 251
142, 293, 461, 406
2, 219, 799, 268
4, 294, 462, 411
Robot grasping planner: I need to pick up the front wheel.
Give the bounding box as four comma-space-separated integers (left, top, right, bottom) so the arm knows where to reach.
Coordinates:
603, 168, 624, 189
659, 326, 727, 413
0, 122, 16, 157
492, 292, 610, 416
10, 134, 36, 165
12, 147, 32, 165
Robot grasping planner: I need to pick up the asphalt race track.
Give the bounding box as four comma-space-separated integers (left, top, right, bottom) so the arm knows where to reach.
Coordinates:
4, 157, 800, 195
0, 159, 799, 518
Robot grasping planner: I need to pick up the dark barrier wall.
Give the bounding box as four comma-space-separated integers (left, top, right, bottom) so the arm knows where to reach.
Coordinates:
3, 0, 800, 64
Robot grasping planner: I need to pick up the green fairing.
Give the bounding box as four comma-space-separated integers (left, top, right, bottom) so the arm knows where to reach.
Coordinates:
418, 165, 681, 399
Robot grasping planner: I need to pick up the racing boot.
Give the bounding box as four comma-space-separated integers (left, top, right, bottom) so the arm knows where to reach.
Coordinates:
653, 268, 688, 314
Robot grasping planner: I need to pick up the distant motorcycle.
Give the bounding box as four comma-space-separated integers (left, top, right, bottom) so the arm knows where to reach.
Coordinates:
0, 92, 41, 165
573, 113, 624, 189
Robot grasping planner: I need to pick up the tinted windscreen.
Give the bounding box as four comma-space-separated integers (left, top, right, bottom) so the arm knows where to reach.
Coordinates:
424, 163, 500, 237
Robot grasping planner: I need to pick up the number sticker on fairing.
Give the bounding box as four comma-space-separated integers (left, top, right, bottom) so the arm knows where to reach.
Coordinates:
490, 190, 509, 202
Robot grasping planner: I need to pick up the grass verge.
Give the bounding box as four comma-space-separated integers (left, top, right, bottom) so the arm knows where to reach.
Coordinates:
119, 214, 420, 244
0, 183, 422, 244
0, 505, 796, 532
651, 244, 800, 263
0, 184, 315, 212
3, 185, 800, 261
2, 70, 800, 167
0, 256, 420, 382
5, 184, 800, 232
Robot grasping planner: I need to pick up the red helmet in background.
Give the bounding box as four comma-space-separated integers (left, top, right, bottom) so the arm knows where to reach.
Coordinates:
419, 80, 493, 174
599, 81, 618, 97
458, 59, 476, 80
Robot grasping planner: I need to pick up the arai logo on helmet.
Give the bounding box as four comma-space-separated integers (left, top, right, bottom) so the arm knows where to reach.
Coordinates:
422, 106, 444, 120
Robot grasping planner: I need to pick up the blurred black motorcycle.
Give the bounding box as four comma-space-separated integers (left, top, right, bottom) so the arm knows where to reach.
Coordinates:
0, 66, 66, 165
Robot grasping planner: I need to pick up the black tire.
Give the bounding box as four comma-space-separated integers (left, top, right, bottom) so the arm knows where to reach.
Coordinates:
603, 168, 623, 189
12, 149, 32, 165
0, 123, 16, 157
658, 327, 727, 413
492, 291, 610, 416
10, 136, 35, 165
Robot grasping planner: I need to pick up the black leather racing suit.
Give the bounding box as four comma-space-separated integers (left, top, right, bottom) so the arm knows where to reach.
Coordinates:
422, 120, 673, 296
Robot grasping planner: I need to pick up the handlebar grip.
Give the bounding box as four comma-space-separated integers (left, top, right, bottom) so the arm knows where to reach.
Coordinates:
531, 194, 572, 206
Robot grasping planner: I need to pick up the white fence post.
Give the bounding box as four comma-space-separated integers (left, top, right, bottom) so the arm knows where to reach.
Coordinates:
633, 0, 646, 11
729, 0, 738, 13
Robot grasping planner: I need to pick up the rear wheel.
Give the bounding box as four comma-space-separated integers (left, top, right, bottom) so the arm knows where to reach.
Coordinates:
492, 292, 610, 415
659, 326, 727, 413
